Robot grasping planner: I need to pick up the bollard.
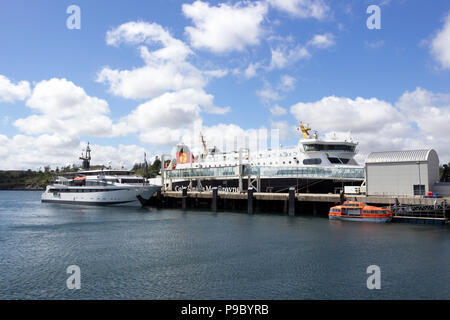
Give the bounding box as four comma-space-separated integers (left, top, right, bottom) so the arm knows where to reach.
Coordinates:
212, 187, 218, 212
248, 187, 254, 214
289, 187, 295, 216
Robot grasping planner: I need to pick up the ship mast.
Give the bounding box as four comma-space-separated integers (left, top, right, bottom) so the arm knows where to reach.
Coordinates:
79, 143, 91, 170
200, 132, 208, 159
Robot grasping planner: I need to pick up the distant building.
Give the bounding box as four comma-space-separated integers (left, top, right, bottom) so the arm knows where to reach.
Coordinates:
365, 149, 440, 196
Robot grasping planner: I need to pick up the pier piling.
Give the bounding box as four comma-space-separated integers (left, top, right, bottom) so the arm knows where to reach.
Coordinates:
248, 188, 254, 214
212, 187, 218, 212
289, 187, 295, 216
182, 186, 188, 211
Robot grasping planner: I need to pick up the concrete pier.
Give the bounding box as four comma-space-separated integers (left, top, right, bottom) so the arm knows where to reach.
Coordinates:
146, 190, 450, 224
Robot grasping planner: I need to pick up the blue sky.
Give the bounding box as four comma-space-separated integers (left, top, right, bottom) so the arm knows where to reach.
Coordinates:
0, 0, 449, 169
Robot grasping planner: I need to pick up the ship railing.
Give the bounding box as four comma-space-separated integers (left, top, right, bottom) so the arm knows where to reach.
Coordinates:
165, 165, 365, 180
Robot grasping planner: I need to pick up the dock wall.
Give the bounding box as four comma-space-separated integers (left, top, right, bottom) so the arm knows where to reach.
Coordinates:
146, 190, 449, 224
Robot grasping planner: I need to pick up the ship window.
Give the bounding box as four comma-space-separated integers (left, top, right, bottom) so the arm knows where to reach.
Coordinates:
328, 157, 350, 164
303, 158, 322, 165
304, 144, 355, 152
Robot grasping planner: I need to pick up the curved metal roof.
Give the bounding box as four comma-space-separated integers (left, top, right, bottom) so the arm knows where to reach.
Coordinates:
366, 149, 436, 163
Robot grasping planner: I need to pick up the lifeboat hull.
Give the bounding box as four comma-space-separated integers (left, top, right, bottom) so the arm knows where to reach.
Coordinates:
329, 215, 392, 223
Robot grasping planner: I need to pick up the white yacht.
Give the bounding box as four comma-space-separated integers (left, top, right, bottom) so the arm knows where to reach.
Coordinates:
41, 144, 161, 207
164, 123, 365, 193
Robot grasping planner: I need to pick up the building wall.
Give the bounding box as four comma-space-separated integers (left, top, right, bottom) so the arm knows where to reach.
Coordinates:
366, 162, 430, 196
427, 150, 440, 187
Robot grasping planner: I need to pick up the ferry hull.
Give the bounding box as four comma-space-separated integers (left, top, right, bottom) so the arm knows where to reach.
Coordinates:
171, 177, 362, 194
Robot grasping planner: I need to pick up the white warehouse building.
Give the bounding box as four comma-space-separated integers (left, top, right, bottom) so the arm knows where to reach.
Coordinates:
365, 149, 440, 196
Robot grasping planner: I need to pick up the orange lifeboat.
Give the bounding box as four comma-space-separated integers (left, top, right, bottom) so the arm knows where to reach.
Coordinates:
329, 201, 392, 223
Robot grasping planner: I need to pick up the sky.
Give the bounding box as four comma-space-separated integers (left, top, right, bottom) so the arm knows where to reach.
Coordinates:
0, 0, 449, 170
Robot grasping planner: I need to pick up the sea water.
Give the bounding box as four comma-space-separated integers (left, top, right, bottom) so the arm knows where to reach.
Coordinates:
0, 191, 448, 300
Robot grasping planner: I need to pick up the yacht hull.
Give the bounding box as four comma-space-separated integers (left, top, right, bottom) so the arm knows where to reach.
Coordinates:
41, 185, 161, 207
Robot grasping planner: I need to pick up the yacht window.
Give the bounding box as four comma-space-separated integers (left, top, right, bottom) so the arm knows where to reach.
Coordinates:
303, 158, 322, 165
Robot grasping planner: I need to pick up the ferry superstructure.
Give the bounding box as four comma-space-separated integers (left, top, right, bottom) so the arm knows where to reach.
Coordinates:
164, 123, 365, 193
41, 144, 161, 207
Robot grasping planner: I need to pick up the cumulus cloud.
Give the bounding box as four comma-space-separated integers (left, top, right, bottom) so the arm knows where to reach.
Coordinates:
269, 45, 310, 70
278, 75, 296, 92
0, 74, 31, 103
308, 33, 335, 49
244, 63, 260, 79
270, 105, 288, 116
430, 13, 450, 69
98, 21, 229, 116
114, 88, 230, 144
98, 22, 206, 100
268, 0, 330, 20
257, 86, 282, 104
182, 0, 268, 53
365, 40, 384, 49
0, 133, 148, 170
14, 78, 114, 137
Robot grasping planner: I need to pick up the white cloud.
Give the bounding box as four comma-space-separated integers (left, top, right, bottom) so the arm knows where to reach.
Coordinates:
244, 63, 260, 79
396, 87, 450, 138
182, 0, 268, 53
0, 133, 148, 170
257, 86, 282, 104
114, 88, 230, 144
278, 75, 296, 92
268, 0, 330, 20
430, 13, 450, 69
269, 46, 310, 69
97, 58, 205, 100
270, 105, 288, 116
106, 21, 192, 62
0, 74, 31, 103
365, 40, 385, 49
14, 78, 114, 137
98, 22, 206, 100
308, 33, 335, 49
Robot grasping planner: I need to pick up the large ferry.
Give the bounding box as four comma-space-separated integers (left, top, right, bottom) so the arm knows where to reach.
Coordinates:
41, 144, 161, 207
163, 123, 365, 193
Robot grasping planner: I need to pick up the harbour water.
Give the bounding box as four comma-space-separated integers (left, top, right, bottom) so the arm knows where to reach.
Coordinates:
0, 191, 448, 300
